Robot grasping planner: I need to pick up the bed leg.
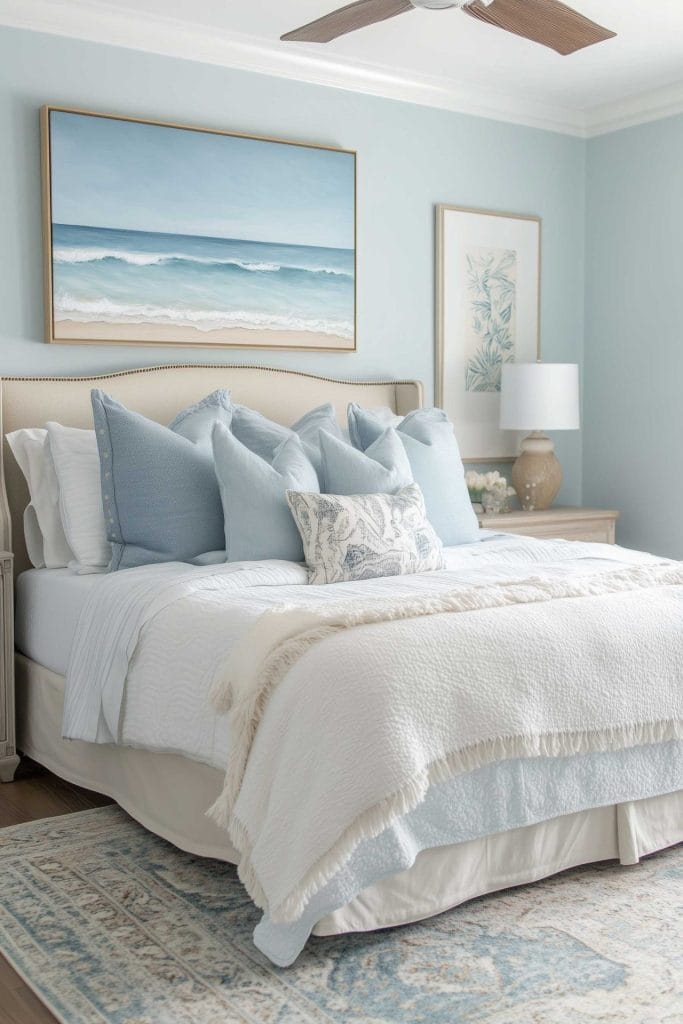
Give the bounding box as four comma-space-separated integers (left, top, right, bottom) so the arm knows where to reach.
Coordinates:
0, 753, 20, 782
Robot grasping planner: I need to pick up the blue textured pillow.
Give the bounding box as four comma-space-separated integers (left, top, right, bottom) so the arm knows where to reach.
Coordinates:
319, 428, 412, 495
212, 422, 319, 562
230, 403, 344, 479
347, 405, 479, 546
91, 389, 232, 570
168, 390, 233, 444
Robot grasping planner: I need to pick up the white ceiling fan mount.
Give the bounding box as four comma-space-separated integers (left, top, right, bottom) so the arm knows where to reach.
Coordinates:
409, 1, 493, 10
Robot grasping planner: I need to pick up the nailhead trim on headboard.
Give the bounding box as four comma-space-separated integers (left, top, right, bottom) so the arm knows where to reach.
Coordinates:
2, 363, 420, 387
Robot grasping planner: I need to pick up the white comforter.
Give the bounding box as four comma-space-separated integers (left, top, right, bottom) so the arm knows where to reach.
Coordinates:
63, 534, 683, 962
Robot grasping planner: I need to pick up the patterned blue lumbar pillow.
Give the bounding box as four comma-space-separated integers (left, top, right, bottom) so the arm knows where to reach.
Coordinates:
212, 422, 319, 563
91, 388, 232, 570
230, 402, 345, 480
318, 428, 412, 495
287, 483, 444, 585
347, 404, 479, 547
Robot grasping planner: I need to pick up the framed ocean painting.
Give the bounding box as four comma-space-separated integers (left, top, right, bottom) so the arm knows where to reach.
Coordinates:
435, 204, 541, 462
41, 107, 356, 350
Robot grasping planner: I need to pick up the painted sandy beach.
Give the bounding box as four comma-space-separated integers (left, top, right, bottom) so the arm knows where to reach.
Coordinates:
55, 320, 353, 349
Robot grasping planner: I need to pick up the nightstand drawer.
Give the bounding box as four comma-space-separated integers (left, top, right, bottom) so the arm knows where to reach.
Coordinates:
477, 507, 619, 545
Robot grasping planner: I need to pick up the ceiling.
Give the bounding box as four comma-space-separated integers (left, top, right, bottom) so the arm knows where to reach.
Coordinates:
2, 0, 683, 135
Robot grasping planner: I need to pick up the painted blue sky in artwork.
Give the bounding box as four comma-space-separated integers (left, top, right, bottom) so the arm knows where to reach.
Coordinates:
49, 111, 355, 250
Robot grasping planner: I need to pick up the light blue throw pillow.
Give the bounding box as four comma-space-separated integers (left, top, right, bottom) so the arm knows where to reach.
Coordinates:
230, 403, 344, 479
91, 389, 232, 570
168, 390, 233, 444
347, 404, 479, 546
319, 429, 413, 495
212, 422, 319, 562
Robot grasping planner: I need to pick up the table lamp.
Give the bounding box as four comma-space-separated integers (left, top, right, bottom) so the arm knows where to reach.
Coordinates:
500, 362, 580, 511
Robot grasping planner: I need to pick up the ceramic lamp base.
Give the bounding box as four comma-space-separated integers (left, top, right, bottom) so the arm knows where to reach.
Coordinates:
511, 432, 562, 512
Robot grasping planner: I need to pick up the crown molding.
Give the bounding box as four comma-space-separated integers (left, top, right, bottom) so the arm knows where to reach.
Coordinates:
0, 0, 681, 139
584, 81, 683, 138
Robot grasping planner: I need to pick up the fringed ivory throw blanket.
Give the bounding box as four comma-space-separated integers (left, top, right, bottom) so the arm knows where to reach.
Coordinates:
209, 563, 683, 923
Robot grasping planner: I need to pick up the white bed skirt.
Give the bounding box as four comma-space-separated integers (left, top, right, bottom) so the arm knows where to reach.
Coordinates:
15, 653, 683, 939
15, 655, 240, 862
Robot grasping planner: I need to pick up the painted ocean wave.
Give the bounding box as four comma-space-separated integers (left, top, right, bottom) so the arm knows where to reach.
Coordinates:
54, 294, 354, 339
53, 247, 352, 277
51, 223, 354, 341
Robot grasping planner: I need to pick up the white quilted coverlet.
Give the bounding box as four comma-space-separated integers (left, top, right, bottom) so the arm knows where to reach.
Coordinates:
65, 535, 657, 759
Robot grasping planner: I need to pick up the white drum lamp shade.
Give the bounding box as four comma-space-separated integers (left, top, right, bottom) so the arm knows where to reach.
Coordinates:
500, 362, 580, 511
500, 363, 580, 432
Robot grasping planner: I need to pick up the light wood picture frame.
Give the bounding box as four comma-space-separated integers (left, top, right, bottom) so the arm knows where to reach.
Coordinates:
41, 106, 357, 351
436, 204, 541, 462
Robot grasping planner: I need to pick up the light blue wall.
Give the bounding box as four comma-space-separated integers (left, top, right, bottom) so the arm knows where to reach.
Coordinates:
0, 26, 585, 501
584, 114, 683, 556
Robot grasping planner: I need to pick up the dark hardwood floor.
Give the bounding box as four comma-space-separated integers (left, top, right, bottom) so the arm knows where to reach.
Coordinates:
0, 755, 113, 827
1, 757, 114, 1024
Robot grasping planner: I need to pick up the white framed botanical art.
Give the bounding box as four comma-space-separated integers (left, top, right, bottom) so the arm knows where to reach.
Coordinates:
436, 205, 541, 462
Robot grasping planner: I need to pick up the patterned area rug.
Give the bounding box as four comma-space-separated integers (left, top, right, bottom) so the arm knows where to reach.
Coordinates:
1, 806, 681, 1024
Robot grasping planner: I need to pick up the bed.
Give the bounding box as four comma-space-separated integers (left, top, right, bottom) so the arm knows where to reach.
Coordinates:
2, 364, 682, 967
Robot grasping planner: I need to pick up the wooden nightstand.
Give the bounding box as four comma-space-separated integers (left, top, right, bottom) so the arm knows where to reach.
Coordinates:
0, 552, 18, 782
477, 507, 619, 545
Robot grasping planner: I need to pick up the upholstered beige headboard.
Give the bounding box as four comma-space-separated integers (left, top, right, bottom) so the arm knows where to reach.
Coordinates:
0, 364, 422, 576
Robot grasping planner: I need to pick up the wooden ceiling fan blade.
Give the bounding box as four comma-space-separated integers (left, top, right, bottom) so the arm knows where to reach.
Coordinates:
463, 0, 616, 55
281, 0, 414, 42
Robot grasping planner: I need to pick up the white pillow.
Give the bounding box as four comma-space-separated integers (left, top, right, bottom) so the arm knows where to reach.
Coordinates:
6, 428, 73, 568
23, 503, 45, 568
46, 422, 110, 574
